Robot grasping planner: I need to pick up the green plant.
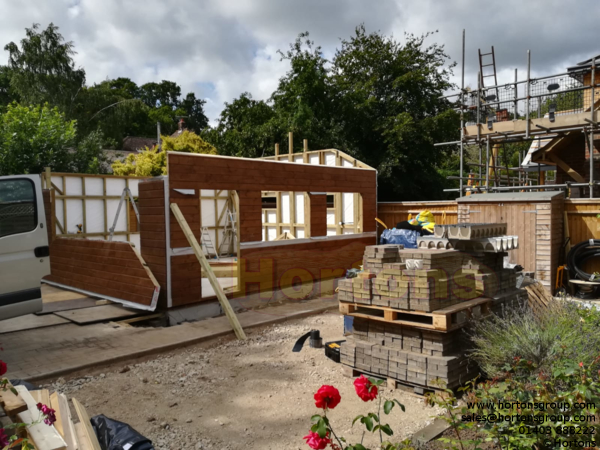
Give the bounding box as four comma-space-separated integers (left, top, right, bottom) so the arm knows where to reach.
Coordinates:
469, 300, 600, 378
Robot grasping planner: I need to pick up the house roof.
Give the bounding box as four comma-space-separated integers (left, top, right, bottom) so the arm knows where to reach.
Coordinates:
122, 136, 157, 152
457, 191, 564, 202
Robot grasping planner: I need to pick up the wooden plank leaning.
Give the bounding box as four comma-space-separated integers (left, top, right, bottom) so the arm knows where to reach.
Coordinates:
170, 203, 247, 340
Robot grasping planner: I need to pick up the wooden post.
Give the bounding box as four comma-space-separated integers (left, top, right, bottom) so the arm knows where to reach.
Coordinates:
44, 167, 51, 190
303, 139, 309, 163
275, 143, 279, 160
288, 132, 293, 162
170, 203, 246, 340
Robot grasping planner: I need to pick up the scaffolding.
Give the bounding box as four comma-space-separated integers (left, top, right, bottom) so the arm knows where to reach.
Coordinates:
439, 31, 600, 198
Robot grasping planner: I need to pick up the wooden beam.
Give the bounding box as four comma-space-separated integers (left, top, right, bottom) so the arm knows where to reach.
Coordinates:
53, 393, 78, 450
72, 398, 101, 450
546, 153, 585, 182
0, 382, 27, 416
288, 132, 293, 161
15, 386, 67, 450
170, 203, 246, 340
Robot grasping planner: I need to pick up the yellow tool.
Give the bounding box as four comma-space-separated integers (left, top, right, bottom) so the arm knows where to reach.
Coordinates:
375, 217, 388, 229
556, 265, 565, 291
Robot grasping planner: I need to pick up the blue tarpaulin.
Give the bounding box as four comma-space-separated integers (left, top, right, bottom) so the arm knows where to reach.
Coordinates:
379, 228, 419, 248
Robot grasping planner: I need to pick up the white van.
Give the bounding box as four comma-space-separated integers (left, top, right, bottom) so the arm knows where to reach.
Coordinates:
0, 175, 50, 320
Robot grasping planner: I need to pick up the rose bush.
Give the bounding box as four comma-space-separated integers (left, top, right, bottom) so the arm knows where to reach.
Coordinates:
305, 377, 406, 450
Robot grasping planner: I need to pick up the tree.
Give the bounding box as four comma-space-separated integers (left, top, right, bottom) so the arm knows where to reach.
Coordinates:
331, 26, 459, 200
111, 130, 217, 176
270, 33, 343, 150
71, 130, 109, 174
204, 92, 280, 158
0, 103, 76, 175
4, 23, 85, 113
181, 92, 209, 133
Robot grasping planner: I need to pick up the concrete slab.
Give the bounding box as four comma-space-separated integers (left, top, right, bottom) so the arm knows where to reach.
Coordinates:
2, 297, 338, 381
54, 305, 142, 324
0, 314, 70, 334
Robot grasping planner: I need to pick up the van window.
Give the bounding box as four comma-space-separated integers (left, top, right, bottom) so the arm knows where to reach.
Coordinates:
0, 179, 37, 238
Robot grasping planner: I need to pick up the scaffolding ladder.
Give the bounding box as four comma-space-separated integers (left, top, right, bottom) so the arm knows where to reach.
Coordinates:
108, 187, 139, 241
219, 210, 236, 256
201, 227, 219, 260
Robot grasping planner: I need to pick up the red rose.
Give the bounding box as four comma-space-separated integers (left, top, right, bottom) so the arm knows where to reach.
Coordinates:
0, 428, 9, 448
0, 361, 6, 377
354, 375, 378, 402
313, 385, 341, 410
580, 362, 584, 368
303, 430, 331, 450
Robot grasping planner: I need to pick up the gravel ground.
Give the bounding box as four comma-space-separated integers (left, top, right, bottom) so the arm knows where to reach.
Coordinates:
46, 311, 442, 450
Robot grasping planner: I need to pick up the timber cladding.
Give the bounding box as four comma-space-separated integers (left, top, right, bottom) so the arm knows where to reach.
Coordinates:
45, 238, 159, 306
166, 152, 378, 238
139, 179, 168, 308
238, 236, 373, 296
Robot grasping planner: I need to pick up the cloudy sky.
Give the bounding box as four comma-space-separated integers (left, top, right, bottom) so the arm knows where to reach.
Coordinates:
0, 0, 598, 123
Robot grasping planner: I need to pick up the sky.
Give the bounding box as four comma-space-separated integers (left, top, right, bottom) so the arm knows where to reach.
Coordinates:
0, 0, 599, 124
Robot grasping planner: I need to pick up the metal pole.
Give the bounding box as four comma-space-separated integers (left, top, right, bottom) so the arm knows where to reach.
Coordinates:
486, 136, 490, 190
518, 151, 522, 185
526, 50, 531, 139
478, 142, 482, 183
157, 122, 161, 150
459, 29, 465, 195
514, 68, 518, 120
591, 61, 596, 198
477, 71, 481, 141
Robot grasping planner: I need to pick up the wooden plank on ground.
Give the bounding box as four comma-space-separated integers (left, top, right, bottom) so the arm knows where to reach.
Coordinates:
54, 305, 142, 324
170, 203, 246, 340
49, 392, 64, 438
37, 298, 98, 315
42, 284, 92, 303
14, 385, 66, 450
72, 398, 101, 450
0, 383, 27, 416
75, 422, 91, 450
0, 314, 70, 334
30, 389, 50, 408
56, 394, 79, 450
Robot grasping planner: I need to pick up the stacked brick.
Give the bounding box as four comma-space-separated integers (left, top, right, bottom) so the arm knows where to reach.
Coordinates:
340, 318, 475, 388
338, 238, 527, 391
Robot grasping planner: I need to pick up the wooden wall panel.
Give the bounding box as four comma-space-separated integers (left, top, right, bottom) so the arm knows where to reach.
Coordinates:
167, 153, 377, 237
42, 189, 55, 243
564, 199, 600, 273
170, 254, 202, 307
139, 179, 168, 308
238, 190, 262, 242
308, 193, 327, 237
239, 236, 373, 295
46, 238, 159, 307
169, 189, 200, 248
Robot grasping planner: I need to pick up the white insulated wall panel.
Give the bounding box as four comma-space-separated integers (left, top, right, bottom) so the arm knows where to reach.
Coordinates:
324, 152, 336, 166
295, 193, 305, 224
201, 199, 216, 227
281, 193, 291, 223
86, 200, 105, 233
294, 155, 304, 164
65, 177, 83, 196
342, 193, 354, 224
309, 154, 320, 165
85, 178, 103, 195
327, 210, 335, 225
106, 178, 126, 196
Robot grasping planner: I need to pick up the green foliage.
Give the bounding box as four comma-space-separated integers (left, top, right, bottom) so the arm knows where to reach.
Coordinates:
469, 301, 600, 378
111, 130, 216, 176
0, 103, 76, 175
204, 92, 279, 158
72, 130, 109, 174
4, 23, 85, 112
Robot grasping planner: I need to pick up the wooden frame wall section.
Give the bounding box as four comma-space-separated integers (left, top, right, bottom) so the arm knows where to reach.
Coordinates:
45, 238, 160, 310
167, 152, 377, 300
377, 201, 458, 229
42, 169, 147, 242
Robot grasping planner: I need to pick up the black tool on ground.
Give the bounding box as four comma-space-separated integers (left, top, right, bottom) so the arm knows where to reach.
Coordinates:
324, 340, 345, 363
91, 414, 154, 450
292, 330, 323, 352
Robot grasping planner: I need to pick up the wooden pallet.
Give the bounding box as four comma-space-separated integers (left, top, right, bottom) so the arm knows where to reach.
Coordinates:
525, 282, 552, 312
341, 365, 450, 398
339, 297, 491, 331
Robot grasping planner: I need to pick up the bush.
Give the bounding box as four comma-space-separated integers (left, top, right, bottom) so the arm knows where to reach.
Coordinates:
469, 300, 600, 378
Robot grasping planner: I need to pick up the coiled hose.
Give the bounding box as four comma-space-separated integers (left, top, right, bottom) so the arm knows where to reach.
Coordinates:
566, 239, 600, 281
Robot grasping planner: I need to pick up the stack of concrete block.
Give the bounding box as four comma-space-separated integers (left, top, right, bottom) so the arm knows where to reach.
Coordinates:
340, 318, 476, 389
363, 245, 403, 271
351, 272, 377, 305
337, 279, 354, 303
372, 268, 409, 309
